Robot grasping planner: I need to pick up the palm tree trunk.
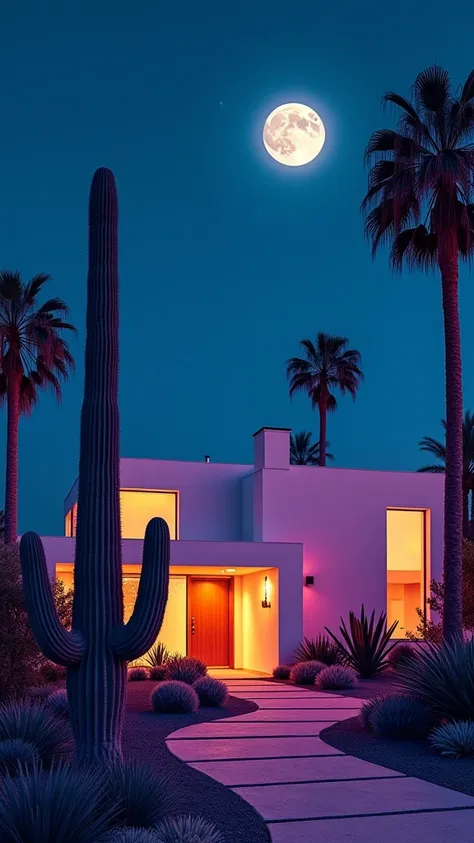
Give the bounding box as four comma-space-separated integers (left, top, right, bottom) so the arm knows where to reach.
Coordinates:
463, 489, 469, 539
318, 399, 327, 467
439, 233, 463, 641
4, 372, 21, 544
470, 488, 474, 541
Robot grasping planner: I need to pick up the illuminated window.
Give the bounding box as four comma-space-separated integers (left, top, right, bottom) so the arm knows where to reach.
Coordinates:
387, 509, 427, 638
64, 491, 178, 540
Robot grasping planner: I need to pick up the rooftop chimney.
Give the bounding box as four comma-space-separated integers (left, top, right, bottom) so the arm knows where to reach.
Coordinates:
253, 427, 290, 471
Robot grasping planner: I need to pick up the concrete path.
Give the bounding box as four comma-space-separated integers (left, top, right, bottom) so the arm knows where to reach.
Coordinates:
166, 680, 474, 842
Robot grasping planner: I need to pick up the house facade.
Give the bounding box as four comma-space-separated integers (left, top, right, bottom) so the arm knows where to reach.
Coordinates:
40, 426, 444, 675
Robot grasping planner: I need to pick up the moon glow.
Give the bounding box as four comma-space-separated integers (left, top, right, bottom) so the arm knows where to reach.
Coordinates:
263, 103, 325, 166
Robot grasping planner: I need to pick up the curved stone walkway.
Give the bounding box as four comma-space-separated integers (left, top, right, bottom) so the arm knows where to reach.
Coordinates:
167, 680, 474, 842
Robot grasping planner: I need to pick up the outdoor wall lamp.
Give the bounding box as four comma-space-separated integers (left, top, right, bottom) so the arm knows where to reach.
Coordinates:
262, 575, 271, 609
305, 576, 314, 586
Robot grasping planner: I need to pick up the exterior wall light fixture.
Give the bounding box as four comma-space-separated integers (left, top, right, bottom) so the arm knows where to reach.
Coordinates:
305, 575, 314, 586
262, 575, 271, 609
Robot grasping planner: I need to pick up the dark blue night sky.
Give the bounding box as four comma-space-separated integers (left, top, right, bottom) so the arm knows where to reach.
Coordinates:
2, 0, 474, 534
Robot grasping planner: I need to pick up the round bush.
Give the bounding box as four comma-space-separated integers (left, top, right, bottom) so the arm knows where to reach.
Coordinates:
387, 643, 418, 669
152, 681, 199, 713
149, 665, 167, 682
317, 665, 358, 690
0, 739, 38, 775
166, 657, 207, 685
429, 721, 474, 758
128, 667, 149, 682
46, 689, 69, 718
290, 660, 325, 685
39, 661, 67, 683
193, 677, 228, 707
0, 701, 72, 761
155, 815, 224, 843
100, 759, 175, 829
273, 665, 292, 680
369, 694, 432, 739
360, 696, 382, 730
105, 831, 159, 843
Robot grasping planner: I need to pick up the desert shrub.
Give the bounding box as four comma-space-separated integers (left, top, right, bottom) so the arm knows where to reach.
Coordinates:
52, 578, 74, 630
45, 689, 69, 718
149, 665, 168, 682
193, 677, 228, 707
0, 544, 41, 701
369, 694, 432, 738
0, 760, 118, 842
166, 657, 207, 685
294, 635, 341, 666
387, 643, 419, 668
152, 681, 199, 713
101, 759, 175, 829
128, 667, 149, 682
326, 605, 398, 678
360, 696, 381, 730
155, 815, 224, 843
289, 660, 325, 685
396, 638, 474, 721
317, 664, 358, 690
272, 664, 292, 680
0, 739, 38, 775
104, 831, 159, 843
429, 721, 474, 758
27, 684, 59, 702
142, 642, 170, 668
39, 662, 67, 683
0, 701, 72, 761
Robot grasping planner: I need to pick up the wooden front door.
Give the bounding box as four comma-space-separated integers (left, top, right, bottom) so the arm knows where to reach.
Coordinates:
188, 577, 232, 667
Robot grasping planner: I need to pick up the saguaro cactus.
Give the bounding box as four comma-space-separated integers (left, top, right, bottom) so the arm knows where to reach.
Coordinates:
20, 168, 170, 762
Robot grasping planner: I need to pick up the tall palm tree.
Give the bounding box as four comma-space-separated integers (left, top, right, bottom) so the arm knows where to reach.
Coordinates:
0, 271, 75, 543
362, 66, 474, 640
418, 411, 474, 539
290, 431, 334, 465
286, 333, 363, 466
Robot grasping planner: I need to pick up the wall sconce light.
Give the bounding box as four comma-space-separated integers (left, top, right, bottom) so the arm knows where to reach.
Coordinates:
261, 575, 271, 609
305, 575, 314, 586
204, 455, 210, 463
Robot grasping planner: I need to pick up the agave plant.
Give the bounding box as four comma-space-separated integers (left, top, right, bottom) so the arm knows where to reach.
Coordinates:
294, 635, 341, 665
429, 721, 474, 757
395, 638, 474, 720
142, 642, 170, 668
325, 605, 399, 678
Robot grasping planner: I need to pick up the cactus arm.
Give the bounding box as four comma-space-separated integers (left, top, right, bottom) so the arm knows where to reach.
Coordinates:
20, 532, 84, 665
110, 517, 170, 662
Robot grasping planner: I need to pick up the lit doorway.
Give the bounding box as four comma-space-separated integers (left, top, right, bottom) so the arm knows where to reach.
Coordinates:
386, 509, 427, 638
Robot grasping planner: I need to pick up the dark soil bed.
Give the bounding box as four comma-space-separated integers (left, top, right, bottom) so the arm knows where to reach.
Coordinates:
123, 682, 270, 843
270, 671, 401, 699
320, 715, 474, 797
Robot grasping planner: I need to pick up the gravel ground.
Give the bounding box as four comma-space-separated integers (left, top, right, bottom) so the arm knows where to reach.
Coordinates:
123, 682, 270, 843
269, 671, 402, 699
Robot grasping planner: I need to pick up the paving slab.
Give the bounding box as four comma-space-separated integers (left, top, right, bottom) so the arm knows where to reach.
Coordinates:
229, 709, 356, 722
267, 809, 474, 843
189, 753, 404, 786
167, 735, 342, 761
238, 698, 363, 709
167, 721, 335, 738
233, 777, 474, 821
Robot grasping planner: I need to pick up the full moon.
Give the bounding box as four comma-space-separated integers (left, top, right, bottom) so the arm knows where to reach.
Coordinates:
263, 103, 325, 167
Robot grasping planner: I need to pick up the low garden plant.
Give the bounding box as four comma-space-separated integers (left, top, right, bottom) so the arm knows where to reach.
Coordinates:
0, 739, 38, 775
105, 831, 159, 843
0, 701, 72, 761
193, 677, 228, 707
326, 605, 399, 677
360, 696, 381, 730
152, 681, 199, 713
272, 664, 292, 680
317, 664, 358, 690
128, 668, 149, 682
367, 693, 432, 739
166, 657, 207, 685
290, 660, 325, 685
294, 635, 341, 666
155, 814, 224, 843
101, 759, 175, 829
429, 721, 474, 758
387, 642, 418, 669
149, 665, 168, 682
46, 689, 69, 718
142, 642, 170, 669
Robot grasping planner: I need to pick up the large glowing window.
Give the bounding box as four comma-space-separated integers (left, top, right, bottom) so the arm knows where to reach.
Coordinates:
64, 491, 178, 540
387, 509, 426, 638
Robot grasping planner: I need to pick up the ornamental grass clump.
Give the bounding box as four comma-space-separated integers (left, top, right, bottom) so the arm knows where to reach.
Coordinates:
317, 664, 358, 690
149, 665, 167, 682
46, 689, 69, 718
396, 638, 474, 721
193, 677, 228, 707
155, 815, 224, 843
360, 696, 384, 730
0, 701, 72, 762
387, 643, 418, 669
128, 668, 149, 682
152, 681, 199, 714
326, 605, 398, 678
294, 635, 341, 666
272, 665, 292, 680
166, 657, 207, 685
104, 831, 159, 843
0, 739, 38, 775
290, 660, 325, 685
369, 694, 432, 739
100, 759, 175, 829
429, 721, 474, 758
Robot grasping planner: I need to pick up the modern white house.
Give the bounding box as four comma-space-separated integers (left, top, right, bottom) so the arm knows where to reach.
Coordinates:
40, 426, 444, 675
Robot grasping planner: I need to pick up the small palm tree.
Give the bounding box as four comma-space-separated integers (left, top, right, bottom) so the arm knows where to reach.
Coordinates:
363, 66, 474, 640
418, 411, 474, 539
286, 333, 363, 466
290, 431, 334, 465
0, 271, 75, 543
